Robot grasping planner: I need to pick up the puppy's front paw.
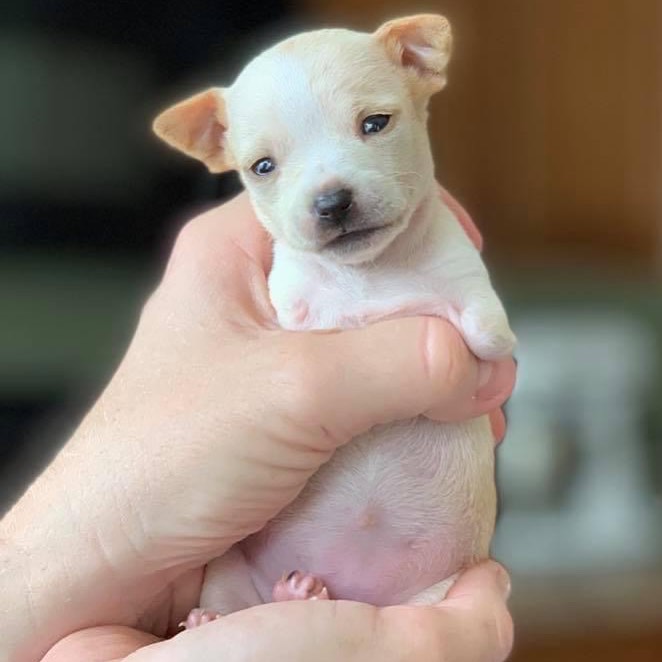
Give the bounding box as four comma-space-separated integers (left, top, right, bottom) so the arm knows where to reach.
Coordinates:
460, 306, 517, 361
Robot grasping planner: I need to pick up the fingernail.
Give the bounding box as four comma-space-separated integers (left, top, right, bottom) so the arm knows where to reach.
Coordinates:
490, 409, 507, 445
495, 565, 512, 600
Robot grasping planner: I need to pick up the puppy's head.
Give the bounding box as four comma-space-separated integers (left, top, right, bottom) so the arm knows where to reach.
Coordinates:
154, 15, 452, 264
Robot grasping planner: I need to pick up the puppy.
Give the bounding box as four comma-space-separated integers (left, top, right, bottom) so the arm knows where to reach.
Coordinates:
154, 14, 516, 625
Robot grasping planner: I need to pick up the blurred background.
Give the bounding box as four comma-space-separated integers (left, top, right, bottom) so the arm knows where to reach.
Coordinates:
1, 1, 661, 659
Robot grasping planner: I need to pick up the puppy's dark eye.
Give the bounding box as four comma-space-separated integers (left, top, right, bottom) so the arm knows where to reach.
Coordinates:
362, 114, 391, 135
251, 157, 276, 176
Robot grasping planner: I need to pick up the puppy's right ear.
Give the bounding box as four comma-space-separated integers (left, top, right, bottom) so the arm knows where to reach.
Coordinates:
375, 14, 452, 96
152, 88, 232, 174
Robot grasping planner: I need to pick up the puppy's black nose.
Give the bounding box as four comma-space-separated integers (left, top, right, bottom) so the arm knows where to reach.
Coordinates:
313, 188, 353, 224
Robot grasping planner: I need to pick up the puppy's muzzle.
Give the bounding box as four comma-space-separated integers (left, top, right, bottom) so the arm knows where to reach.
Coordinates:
313, 187, 353, 227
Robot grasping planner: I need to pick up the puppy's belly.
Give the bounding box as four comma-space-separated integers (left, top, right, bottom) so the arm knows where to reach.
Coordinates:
239, 415, 496, 606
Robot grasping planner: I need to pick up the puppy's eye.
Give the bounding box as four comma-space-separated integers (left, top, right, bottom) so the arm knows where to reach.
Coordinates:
251, 157, 276, 176
362, 114, 391, 135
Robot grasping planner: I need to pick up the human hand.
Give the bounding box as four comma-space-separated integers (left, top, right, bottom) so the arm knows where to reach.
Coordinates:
2, 189, 515, 662
43, 561, 513, 662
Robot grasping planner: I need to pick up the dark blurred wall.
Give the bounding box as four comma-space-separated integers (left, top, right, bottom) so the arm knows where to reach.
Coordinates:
0, 0, 299, 510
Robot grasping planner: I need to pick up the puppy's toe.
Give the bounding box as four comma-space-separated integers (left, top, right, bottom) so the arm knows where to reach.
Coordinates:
179, 607, 221, 630
272, 571, 330, 601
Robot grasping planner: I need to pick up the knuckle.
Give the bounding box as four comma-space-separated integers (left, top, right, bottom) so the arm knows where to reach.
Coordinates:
166, 215, 230, 294
279, 336, 327, 415
415, 611, 451, 659
277, 334, 348, 446
471, 592, 514, 662
421, 318, 472, 393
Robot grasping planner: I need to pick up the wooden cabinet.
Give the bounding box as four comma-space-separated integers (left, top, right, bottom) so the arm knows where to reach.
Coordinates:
302, 0, 662, 273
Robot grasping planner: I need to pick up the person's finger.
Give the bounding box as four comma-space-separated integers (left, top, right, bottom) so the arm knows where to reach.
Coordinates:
126, 594, 509, 662
438, 185, 484, 252
435, 561, 514, 661
42, 626, 159, 662
160, 192, 272, 301
490, 409, 507, 444
444, 560, 512, 605
291, 316, 516, 442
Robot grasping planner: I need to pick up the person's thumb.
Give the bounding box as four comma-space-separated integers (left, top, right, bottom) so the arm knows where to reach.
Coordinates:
445, 560, 512, 605
298, 316, 515, 441
439, 561, 514, 661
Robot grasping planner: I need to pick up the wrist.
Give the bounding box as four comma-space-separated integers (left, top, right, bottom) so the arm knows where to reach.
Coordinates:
0, 529, 35, 662
0, 426, 150, 662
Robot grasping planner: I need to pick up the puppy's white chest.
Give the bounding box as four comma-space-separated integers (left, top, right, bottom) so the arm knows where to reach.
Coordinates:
269, 244, 446, 331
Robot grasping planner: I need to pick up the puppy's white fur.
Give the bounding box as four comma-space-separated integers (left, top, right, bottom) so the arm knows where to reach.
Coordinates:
154, 14, 515, 611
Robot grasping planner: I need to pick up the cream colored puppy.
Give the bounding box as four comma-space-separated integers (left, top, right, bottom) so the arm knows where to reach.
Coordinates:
154, 14, 516, 624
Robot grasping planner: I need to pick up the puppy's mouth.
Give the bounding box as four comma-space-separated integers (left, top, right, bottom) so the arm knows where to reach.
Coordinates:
324, 225, 391, 249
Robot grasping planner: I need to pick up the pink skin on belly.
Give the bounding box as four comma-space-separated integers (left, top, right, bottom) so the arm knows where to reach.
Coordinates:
243, 484, 466, 608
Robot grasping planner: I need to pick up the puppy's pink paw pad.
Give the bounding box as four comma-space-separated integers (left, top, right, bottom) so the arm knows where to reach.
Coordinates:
292, 300, 310, 324
272, 570, 330, 601
179, 607, 221, 630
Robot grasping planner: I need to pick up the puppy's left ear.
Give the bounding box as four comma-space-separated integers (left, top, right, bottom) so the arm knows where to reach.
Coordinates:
375, 14, 452, 96
152, 88, 232, 174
